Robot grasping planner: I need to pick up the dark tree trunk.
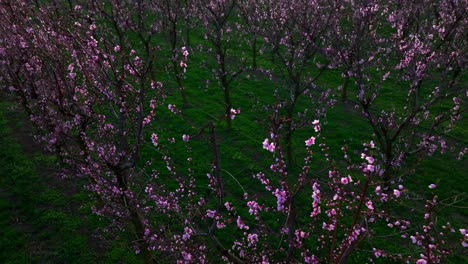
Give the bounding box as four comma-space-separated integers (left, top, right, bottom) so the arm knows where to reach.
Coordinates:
252, 34, 257, 69
342, 76, 350, 102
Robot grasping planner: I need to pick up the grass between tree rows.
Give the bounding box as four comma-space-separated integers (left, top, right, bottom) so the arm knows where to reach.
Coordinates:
0, 101, 143, 264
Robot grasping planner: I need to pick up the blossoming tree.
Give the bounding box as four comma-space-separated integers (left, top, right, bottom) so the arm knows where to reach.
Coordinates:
0, 1, 466, 263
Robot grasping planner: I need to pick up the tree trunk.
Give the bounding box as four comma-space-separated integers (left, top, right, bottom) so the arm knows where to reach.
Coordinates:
185, 26, 190, 46
116, 169, 156, 264
252, 35, 257, 70
169, 21, 188, 108
128, 204, 156, 264
286, 201, 297, 261
223, 86, 232, 129
342, 76, 350, 102
382, 139, 394, 189
284, 98, 297, 168
175, 71, 188, 108
285, 122, 294, 168
218, 46, 232, 129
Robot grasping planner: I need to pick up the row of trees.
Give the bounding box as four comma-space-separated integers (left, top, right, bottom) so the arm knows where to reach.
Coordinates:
1, 0, 466, 263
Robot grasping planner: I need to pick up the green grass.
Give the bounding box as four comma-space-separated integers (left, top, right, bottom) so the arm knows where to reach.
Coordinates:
0, 103, 92, 263
0, 102, 141, 264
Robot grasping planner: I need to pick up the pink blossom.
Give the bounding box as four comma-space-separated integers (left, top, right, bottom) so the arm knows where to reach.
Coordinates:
322, 222, 335, 231
236, 216, 249, 230
150, 81, 163, 90
311, 182, 321, 217
179, 46, 189, 73
428, 184, 437, 189
340, 176, 352, 185
262, 138, 275, 153
182, 227, 192, 241
182, 46, 189, 57
274, 189, 287, 211
216, 221, 225, 229
460, 229, 468, 247
302, 253, 318, 264
312, 120, 320, 132
365, 156, 375, 164
151, 133, 158, 147
181, 251, 192, 261
168, 104, 177, 114
230, 108, 240, 120
340, 177, 349, 185
416, 259, 427, 264
393, 189, 401, 198
182, 134, 190, 142
247, 201, 261, 215
142, 116, 151, 126
206, 209, 216, 218
373, 248, 383, 258
327, 209, 337, 217
305, 136, 316, 147
247, 233, 259, 246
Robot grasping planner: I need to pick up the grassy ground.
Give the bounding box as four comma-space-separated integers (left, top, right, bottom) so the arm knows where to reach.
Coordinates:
0, 101, 142, 264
